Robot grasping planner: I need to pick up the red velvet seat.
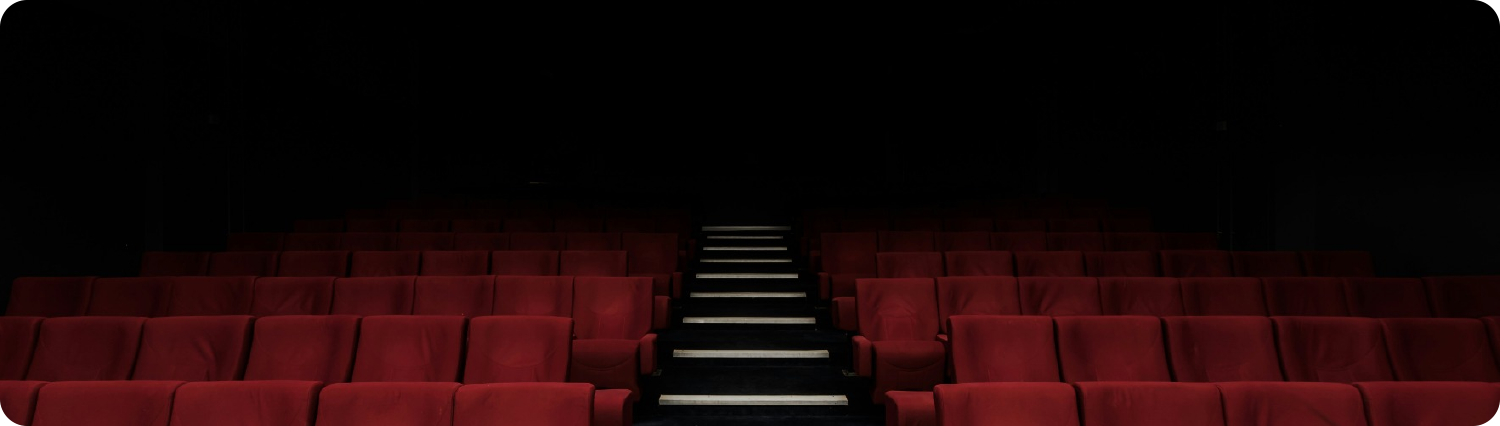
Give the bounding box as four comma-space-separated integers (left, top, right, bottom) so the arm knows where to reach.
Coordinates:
315, 382, 460, 426
167, 276, 255, 316
169, 381, 322, 426
818, 232, 878, 299
510, 232, 565, 250
132, 315, 253, 381
1179, 277, 1267, 316
623, 232, 682, 298
493, 275, 575, 317
560, 250, 628, 277
414, 275, 495, 316
1380, 318, 1500, 381
419, 250, 490, 275
351, 315, 467, 382
350, 251, 422, 277
942, 251, 1014, 277
1301, 251, 1375, 277
1019, 277, 1101, 316
947, 315, 1058, 383
340, 232, 397, 251
454, 383, 594, 426
284, 232, 345, 251
1263, 277, 1350, 316
208, 251, 280, 277
1084, 251, 1159, 277
1355, 381, 1500, 426
1103, 232, 1161, 251
1217, 382, 1367, 426
250, 276, 335, 316
879, 231, 936, 252
6, 276, 93, 317
1098, 277, 1183, 315
1231, 251, 1304, 277
1014, 251, 1086, 276
1047, 232, 1103, 251
564, 232, 622, 250
139, 251, 210, 276
243, 315, 359, 383
492, 250, 561, 276
1163, 316, 1284, 382
31, 381, 184, 426
878, 252, 944, 278
1076, 382, 1224, 426
0, 317, 43, 380
934, 383, 1078, 426
989, 232, 1047, 251
27, 316, 145, 381
934, 232, 991, 251
464, 315, 572, 383
1055, 316, 1171, 381
453, 232, 510, 250
277, 250, 350, 277
331, 276, 416, 315
0, 381, 45, 425
850, 278, 944, 404
1160, 250, 1233, 277
1272, 316, 1394, 383
226, 232, 285, 251
1426, 276, 1500, 318
87, 277, 172, 317
1344, 277, 1432, 318
936, 277, 1021, 335
570, 277, 657, 398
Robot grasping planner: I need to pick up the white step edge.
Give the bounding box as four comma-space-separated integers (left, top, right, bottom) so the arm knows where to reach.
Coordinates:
702, 246, 788, 251
682, 317, 817, 324
696, 273, 799, 279
672, 349, 829, 359
701, 226, 793, 232
698, 258, 793, 263
705, 235, 784, 240
659, 395, 848, 406
690, 292, 806, 298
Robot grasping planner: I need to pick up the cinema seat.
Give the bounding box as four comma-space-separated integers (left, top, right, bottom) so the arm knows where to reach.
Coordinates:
1273, 316, 1394, 383
989, 232, 1047, 252
132, 315, 253, 381
0, 381, 45, 425
560, 250, 628, 277
331, 276, 415, 315
493, 250, 561, 276
1098, 277, 1184, 316
934, 383, 1078, 426
1076, 382, 1224, 426
208, 251, 280, 277
165, 276, 254, 316
169, 381, 322, 426
315, 382, 460, 426
1343, 277, 1432, 318
878, 252, 944, 278
1019, 277, 1101, 316
570, 277, 657, 398
942, 251, 1014, 277
622, 232, 682, 298
226, 232, 285, 251
493, 276, 575, 317
1426, 276, 1500, 318
0, 317, 42, 380
1162, 316, 1284, 382
139, 251, 210, 276
1055, 316, 1171, 382
414, 275, 495, 316
277, 250, 350, 277
1084, 251, 1160, 277
31, 381, 184, 426
250, 277, 335, 316
396, 232, 456, 250
1103, 232, 1162, 251
818, 232, 878, 299
947, 315, 1058, 383
936, 277, 1021, 335
1014, 251, 1086, 277
1217, 382, 1367, 426
349, 250, 422, 277
87, 277, 172, 317
1301, 251, 1376, 277
453, 232, 510, 250
454, 383, 594, 426
6, 276, 93, 317
1160, 250, 1233, 277
243, 315, 359, 383
1355, 381, 1500, 426
1179, 277, 1268, 316
464, 315, 573, 384
1262, 277, 1350, 316
1380, 318, 1500, 381
1231, 251, 1304, 277
351, 315, 467, 382
850, 278, 944, 404
27, 316, 145, 380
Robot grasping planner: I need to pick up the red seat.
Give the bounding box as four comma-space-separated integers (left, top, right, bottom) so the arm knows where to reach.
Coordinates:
818, 232, 878, 299
243, 315, 359, 383
571, 277, 657, 398
1162, 316, 1283, 382
0, 381, 45, 425
1103, 232, 1162, 251
31, 381, 184, 426
1084, 251, 1160, 277
340, 232, 397, 251
1160, 250, 1233, 277
1263, 277, 1349, 316
510, 232, 565, 250
850, 278, 944, 403
351, 315, 467, 382
226, 232, 284, 251
170, 381, 321, 426
493, 276, 574, 317
623, 232, 682, 298
564, 232, 621, 250
132, 315, 253, 381
1019, 277, 1101, 316
166, 276, 254, 316
283, 232, 345, 251
420, 250, 490, 275
0, 317, 43, 380
395, 232, 456, 251
492, 250, 561, 276
936, 277, 1021, 335
452, 219, 504, 232
560, 250, 628, 276
139, 251, 210, 276
878, 252, 945, 278
1300, 251, 1375, 277
453, 232, 511, 250
1098, 277, 1184, 316
1355, 381, 1500, 426
1217, 382, 1367, 426
947, 315, 1058, 383
994, 219, 1047, 232
87, 277, 172, 317
331, 276, 416, 315
1380, 318, 1500, 381
250, 276, 335, 316
989, 232, 1047, 251
1055, 316, 1171, 381
400, 219, 451, 232
935, 232, 991, 251
350, 251, 422, 277
1014, 251, 1086, 276
6, 276, 93, 317
934, 383, 1078, 426
27, 316, 146, 381
208, 251, 280, 277
942, 251, 1014, 277
315, 382, 460, 426
1273, 316, 1394, 383
1159, 232, 1218, 250
454, 383, 593, 426
347, 219, 399, 232
414, 275, 495, 316
1076, 382, 1224, 426
277, 250, 350, 277
1344, 277, 1432, 318
1231, 251, 1304, 277
1046, 232, 1103, 251
879, 231, 936, 252
1426, 276, 1500, 318
1179, 277, 1267, 316
464, 315, 573, 383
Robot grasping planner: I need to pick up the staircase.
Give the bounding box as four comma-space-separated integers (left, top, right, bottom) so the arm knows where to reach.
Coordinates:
634, 223, 882, 425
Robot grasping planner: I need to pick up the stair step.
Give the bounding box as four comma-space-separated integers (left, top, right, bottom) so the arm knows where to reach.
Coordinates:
673, 349, 829, 359
659, 395, 848, 406
704, 235, 785, 240
701, 226, 793, 232
703, 246, 788, 251
696, 273, 799, 279
683, 317, 817, 325
698, 258, 794, 263
690, 292, 806, 298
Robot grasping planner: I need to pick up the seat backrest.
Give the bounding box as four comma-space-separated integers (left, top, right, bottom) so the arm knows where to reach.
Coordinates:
1343, 277, 1431, 318
1098, 277, 1184, 316
1084, 251, 1160, 277
1217, 382, 1367, 426
1272, 316, 1394, 383
1230, 251, 1304, 277
419, 250, 491, 275
170, 381, 322, 426
464, 315, 573, 383
1054, 316, 1170, 382
934, 383, 1079, 426
821, 232, 878, 274
454, 383, 593, 426
277, 251, 350, 277
855, 278, 940, 342
572, 276, 652, 339
1179, 277, 1267, 316
621, 233, 679, 274
1425, 275, 1500, 317
1019, 277, 1101, 316
0, 317, 42, 380
1300, 251, 1375, 277
349, 251, 422, 277
208, 251, 280, 277
559, 250, 628, 276
942, 251, 1014, 277
139, 251, 210, 276
414, 275, 495, 316
31, 381, 185, 426
1262, 277, 1350, 316
87, 277, 172, 317
493, 276, 574, 317
1159, 250, 1233, 277
948, 315, 1058, 383
27, 316, 146, 381
1075, 382, 1224, 426
132, 315, 253, 381
351, 315, 467, 382
1379, 318, 1500, 381
1162, 316, 1283, 382
6, 276, 93, 317
284, 233, 344, 251
243, 315, 360, 383
1015, 251, 1086, 277
331, 276, 416, 315
167, 276, 255, 316
877, 252, 945, 278
936, 277, 1021, 334
315, 382, 460, 426
1355, 382, 1500, 426
250, 276, 335, 316
492, 250, 560, 276
935, 232, 991, 251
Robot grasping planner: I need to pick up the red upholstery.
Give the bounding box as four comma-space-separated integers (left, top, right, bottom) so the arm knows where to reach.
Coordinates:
1015, 251, 1086, 277
341, 232, 397, 251
493, 276, 574, 316
1046, 232, 1103, 251
315, 382, 460, 426
942, 251, 1014, 277
879, 231, 936, 252
1098, 277, 1183, 315
395, 232, 456, 251
504, 219, 554, 233
878, 252, 945, 278
936, 277, 1020, 334
352, 315, 467, 382
1179, 277, 1267, 316
820, 232, 879, 298
452, 219, 504, 232
332, 276, 416, 315
994, 219, 1047, 232
942, 218, 992, 232
1217, 382, 1367, 426
400, 219, 451, 232
1084, 251, 1160, 277
1018, 277, 1101, 316
209, 251, 280, 276
87, 277, 172, 317
284, 232, 345, 250
1301, 251, 1375, 277
1048, 218, 1100, 233
1076, 382, 1224, 426
1103, 232, 1162, 251
7, 276, 93, 317
1231, 251, 1304, 277
510, 232, 565, 250
1380, 318, 1500, 381
934, 383, 1078, 426
1160, 250, 1233, 277
227, 232, 285, 251
347, 219, 399, 232
1356, 381, 1500, 426
414, 275, 495, 316
277, 250, 350, 277
571, 277, 656, 395
250, 277, 335, 316
948, 315, 1058, 383
1055, 316, 1170, 382
32, 381, 184, 426
560, 250, 628, 276
27, 316, 145, 380
454, 383, 593, 426
139, 251, 210, 276
464, 315, 573, 383
1162, 316, 1283, 382
1344, 277, 1432, 318
492, 250, 561, 276
1159, 232, 1218, 250
244, 315, 359, 383
0, 317, 42, 380
167, 276, 254, 316
133, 315, 253, 381
885, 391, 937, 426
294, 219, 344, 232
1426, 276, 1500, 318
170, 381, 322, 426
1273, 316, 1394, 382
0, 381, 45, 426
1262, 277, 1349, 316
935, 232, 991, 251
453, 233, 510, 250
350, 251, 422, 277
852, 278, 943, 403
420, 250, 491, 275
623, 232, 681, 297
989, 232, 1047, 251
